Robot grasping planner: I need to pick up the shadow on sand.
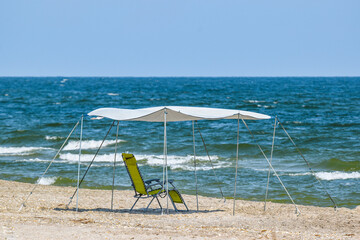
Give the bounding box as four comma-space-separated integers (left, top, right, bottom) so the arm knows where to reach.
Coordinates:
53, 206, 224, 215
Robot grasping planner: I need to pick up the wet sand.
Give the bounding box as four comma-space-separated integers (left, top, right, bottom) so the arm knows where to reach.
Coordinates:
0, 179, 359, 239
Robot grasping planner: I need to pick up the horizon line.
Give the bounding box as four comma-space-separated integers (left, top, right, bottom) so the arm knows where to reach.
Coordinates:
0, 75, 359, 78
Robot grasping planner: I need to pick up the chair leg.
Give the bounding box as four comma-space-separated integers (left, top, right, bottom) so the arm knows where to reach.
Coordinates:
155, 196, 162, 210
130, 197, 141, 211
169, 197, 179, 212
145, 197, 155, 212
183, 200, 189, 211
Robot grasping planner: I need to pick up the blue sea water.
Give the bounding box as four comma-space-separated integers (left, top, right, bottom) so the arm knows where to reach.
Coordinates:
0, 77, 359, 208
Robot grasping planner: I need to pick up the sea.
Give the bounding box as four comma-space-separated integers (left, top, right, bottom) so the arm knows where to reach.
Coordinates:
0, 77, 359, 209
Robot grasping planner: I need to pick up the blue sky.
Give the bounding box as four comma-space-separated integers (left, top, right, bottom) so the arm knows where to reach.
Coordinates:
0, 0, 359, 77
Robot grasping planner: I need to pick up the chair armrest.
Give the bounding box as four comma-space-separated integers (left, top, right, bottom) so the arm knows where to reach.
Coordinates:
146, 182, 163, 189
144, 178, 160, 184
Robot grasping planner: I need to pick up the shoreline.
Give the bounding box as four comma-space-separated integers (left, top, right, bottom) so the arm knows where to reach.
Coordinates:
0, 179, 359, 239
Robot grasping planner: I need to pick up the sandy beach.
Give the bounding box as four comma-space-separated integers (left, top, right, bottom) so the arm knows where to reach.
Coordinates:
0, 179, 358, 239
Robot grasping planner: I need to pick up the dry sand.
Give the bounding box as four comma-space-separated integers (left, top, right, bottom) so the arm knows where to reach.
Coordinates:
0, 179, 359, 239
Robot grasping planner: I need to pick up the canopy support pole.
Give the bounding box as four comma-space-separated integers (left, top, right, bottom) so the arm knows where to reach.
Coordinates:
111, 121, 120, 211
241, 118, 300, 215
67, 121, 115, 208
192, 121, 199, 212
76, 115, 83, 212
195, 121, 225, 201
277, 118, 337, 210
233, 114, 240, 215
164, 109, 169, 214
264, 116, 278, 211
19, 119, 80, 211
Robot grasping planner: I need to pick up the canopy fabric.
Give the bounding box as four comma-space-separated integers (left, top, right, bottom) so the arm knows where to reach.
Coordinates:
88, 106, 271, 122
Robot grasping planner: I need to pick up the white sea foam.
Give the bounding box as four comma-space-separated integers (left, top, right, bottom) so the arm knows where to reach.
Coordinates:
0, 146, 49, 155
288, 171, 360, 180
45, 136, 63, 140
63, 140, 125, 151
315, 171, 360, 181
59, 153, 119, 163
60, 78, 68, 83
107, 93, 119, 96
37, 177, 57, 185
15, 158, 51, 163
246, 100, 264, 103
58, 152, 225, 171
134, 154, 225, 171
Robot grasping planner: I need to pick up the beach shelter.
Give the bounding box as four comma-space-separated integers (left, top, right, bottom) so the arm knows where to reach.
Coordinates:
19, 106, 337, 214
86, 106, 275, 213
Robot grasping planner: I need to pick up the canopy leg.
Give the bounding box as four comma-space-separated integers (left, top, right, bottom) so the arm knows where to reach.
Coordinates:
193, 121, 199, 212
111, 121, 120, 211
264, 116, 278, 211
233, 114, 240, 215
195, 121, 225, 201
76, 115, 84, 212
277, 117, 337, 210
67, 121, 115, 208
19, 118, 80, 211
162, 109, 169, 214
241, 118, 300, 215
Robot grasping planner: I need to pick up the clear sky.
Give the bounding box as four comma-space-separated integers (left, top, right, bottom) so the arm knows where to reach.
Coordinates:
0, 0, 359, 77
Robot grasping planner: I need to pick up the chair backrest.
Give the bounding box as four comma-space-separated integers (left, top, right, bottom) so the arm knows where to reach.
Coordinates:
122, 153, 147, 195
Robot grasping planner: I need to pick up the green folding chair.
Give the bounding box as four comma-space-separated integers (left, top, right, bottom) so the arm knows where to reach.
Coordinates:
122, 153, 188, 212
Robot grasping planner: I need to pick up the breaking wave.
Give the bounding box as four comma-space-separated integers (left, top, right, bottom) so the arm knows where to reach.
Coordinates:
315, 171, 360, 181
37, 176, 57, 185
0, 146, 49, 156
288, 171, 360, 180
59, 153, 117, 162
63, 140, 125, 151
45, 136, 63, 140
58, 153, 225, 171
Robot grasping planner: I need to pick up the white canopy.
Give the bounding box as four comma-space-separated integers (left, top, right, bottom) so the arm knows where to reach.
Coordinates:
88, 106, 271, 122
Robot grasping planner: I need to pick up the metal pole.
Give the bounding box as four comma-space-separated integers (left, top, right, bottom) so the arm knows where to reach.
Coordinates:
76, 115, 83, 212
164, 109, 169, 214
193, 121, 199, 211
19, 119, 80, 211
233, 114, 240, 216
111, 121, 120, 211
264, 116, 277, 211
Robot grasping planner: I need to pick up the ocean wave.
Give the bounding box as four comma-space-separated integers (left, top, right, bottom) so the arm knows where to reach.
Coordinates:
288, 171, 360, 180
315, 171, 360, 181
0, 146, 50, 156
63, 140, 125, 151
245, 100, 265, 103
15, 158, 51, 163
45, 136, 63, 140
135, 154, 225, 170
58, 153, 225, 171
107, 93, 119, 96
37, 176, 57, 185
59, 153, 118, 162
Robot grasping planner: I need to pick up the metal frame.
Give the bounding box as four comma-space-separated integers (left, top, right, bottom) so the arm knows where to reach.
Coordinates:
122, 153, 188, 212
